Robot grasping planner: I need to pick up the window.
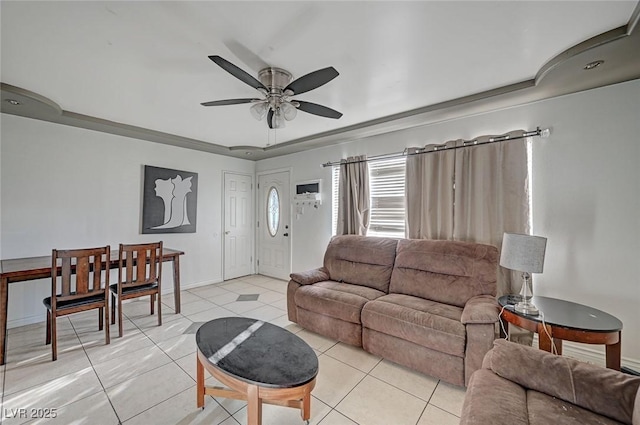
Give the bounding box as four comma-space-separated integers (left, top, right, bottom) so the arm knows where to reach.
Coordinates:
368, 157, 406, 237
266, 186, 280, 236
332, 157, 406, 238
331, 166, 340, 236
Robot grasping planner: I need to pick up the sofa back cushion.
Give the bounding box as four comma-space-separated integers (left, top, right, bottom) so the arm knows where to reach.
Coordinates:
389, 239, 498, 307
486, 340, 640, 425
323, 235, 398, 292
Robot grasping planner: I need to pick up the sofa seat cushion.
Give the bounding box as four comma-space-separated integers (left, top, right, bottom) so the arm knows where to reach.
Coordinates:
527, 391, 625, 425
361, 293, 465, 357
294, 281, 386, 324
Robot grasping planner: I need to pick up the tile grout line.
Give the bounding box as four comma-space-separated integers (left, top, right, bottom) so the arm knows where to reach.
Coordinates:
70, 313, 124, 425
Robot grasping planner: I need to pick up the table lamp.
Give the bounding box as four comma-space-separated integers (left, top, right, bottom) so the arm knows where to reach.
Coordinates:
500, 232, 547, 315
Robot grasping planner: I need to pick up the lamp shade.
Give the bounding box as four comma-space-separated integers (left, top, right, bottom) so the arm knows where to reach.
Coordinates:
500, 233, 547, 273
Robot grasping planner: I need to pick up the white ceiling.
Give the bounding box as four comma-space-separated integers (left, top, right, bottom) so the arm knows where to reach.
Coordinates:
1, 1, 638, 153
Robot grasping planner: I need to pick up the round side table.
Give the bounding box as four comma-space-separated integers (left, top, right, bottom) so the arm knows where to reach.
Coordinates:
498, 295, 623, 370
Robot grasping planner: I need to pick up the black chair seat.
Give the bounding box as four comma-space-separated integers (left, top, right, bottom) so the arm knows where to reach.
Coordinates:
109, 282, 158, 295
43, 293, 106, 310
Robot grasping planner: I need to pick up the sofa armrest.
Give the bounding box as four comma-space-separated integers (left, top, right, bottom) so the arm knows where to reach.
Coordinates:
486, 339, 640, 424
289, 267, 330, 285
461, 295, 499, 324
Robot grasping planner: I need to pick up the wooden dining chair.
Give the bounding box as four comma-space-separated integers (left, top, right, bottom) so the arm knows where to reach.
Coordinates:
110, 241, 163, 337
44, 246, 111, 361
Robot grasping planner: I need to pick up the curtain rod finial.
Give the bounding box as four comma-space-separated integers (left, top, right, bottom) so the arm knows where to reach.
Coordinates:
540, 128, 551, 138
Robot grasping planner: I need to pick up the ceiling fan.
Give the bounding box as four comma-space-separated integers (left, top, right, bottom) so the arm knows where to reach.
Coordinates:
201, 56, 343, 129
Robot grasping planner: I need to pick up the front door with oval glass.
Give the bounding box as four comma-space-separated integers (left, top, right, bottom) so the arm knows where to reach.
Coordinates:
257, 171, 291, 280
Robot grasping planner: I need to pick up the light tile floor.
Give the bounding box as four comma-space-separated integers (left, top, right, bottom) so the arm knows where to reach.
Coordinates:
0, 275, 466, 425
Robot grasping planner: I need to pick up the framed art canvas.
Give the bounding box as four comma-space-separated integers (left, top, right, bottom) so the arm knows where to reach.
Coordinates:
141, 165, 198, 234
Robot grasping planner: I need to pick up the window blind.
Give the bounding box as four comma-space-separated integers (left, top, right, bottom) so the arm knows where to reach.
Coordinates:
368, 157, 406, 237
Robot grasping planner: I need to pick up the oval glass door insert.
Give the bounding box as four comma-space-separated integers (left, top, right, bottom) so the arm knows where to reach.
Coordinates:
267, 186, 280, 237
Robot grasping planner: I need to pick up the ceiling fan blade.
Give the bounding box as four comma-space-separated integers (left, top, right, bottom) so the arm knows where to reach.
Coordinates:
209, 55, 267, 91
267, 108, 274, 129
296, 100, 343, 119
200, 98, 257, 107
284, 67, 339, 95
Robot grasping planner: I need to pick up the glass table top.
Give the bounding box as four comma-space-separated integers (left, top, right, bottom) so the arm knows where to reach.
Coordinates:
498, 295, 622, 332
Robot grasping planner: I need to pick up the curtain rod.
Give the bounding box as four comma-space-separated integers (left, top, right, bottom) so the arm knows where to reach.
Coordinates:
321, 127, 550, 167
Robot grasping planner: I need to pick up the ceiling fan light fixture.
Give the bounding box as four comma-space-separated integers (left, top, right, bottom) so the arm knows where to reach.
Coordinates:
250, 102, 268, 120
281, 102, 298, 121
272, 109, 286, 129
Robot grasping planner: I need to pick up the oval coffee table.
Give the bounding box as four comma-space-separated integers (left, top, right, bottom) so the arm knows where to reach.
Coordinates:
196, 317, 318, 425
498, 295, 623, 370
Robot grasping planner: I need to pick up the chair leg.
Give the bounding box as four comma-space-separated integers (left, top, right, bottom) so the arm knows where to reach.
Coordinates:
51, 314, 57, 362
111, 293, 116, 325
118, 296, 124, 338
157, 292, 162, 327
150, 294, 155, 315
45, 310, 51, 345
98, 308, 104, 331
104, 302, 110, 346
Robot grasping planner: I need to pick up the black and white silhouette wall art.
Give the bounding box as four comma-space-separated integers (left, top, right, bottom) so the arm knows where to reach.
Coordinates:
142, 165, 198, 234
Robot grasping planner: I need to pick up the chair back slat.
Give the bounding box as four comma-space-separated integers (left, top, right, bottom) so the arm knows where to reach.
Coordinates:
60, 257, 72, 296
93, 256, 103, 291
124, 250, 133, 284
149, 248, 157, 280
76, 256, 89, 294
119, 242, 163, 290
136, 248, 146, 283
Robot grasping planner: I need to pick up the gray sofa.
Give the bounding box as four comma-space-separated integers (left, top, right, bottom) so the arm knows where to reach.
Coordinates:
287, 235, 500, 386
461, 339, 640, 425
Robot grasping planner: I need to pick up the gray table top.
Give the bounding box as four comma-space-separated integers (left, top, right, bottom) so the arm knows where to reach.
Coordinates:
196, 317, 318, 388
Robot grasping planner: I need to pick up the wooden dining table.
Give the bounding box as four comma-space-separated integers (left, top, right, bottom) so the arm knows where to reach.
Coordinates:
0, 247, 184, 365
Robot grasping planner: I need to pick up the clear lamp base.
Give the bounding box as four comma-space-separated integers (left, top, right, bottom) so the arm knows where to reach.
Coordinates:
514, 301, 539, 316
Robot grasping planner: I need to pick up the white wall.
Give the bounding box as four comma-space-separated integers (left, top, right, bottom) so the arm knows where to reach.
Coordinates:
257, 79, 640, 365
1, 114, 255, 327
3, 80, 638, 364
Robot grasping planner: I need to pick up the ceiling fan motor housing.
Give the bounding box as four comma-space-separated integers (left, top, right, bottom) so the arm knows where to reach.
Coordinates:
258, 68, 293, 93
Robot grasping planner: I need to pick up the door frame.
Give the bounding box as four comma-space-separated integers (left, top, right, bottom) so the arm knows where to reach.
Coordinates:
222, 170, 255, 280
256, 167, 292, 279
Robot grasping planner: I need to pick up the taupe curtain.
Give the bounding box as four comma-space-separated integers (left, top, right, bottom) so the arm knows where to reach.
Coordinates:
405, 130, 530, 296
405, 142, 456, 239
453, 133, 530, 296
337, 155, 370, 235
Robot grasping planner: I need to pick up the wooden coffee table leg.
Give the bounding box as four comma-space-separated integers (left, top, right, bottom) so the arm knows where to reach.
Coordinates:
301, 389, 311, 421
606, 332, 622, 371
196, 355, 205, 408
247, 384, 262, 425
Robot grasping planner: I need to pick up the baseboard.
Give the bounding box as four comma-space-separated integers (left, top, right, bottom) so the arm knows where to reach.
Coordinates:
159, 277, 224, 294
8, 314, 43, 329
532, 335, 640, 371
178, 278, 224, 291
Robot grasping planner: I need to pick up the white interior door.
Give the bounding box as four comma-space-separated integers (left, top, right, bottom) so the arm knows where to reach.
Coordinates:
257, 171, 291, 280
223, 172, 253, 280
